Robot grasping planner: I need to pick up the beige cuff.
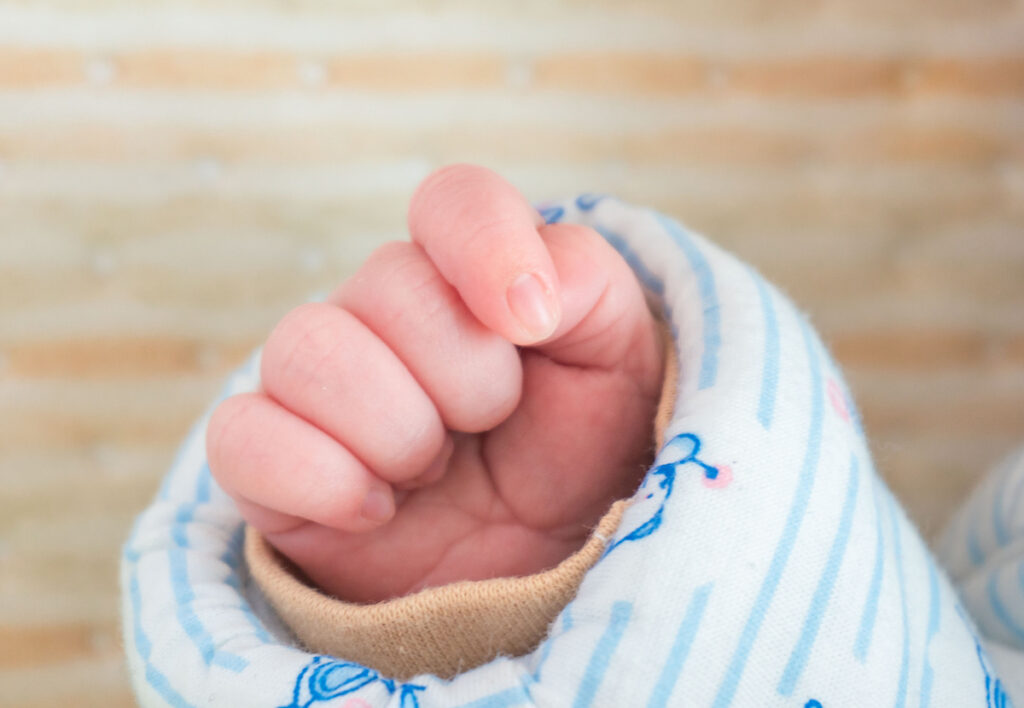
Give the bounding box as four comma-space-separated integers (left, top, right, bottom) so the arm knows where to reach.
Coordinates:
245, 323, 678, 681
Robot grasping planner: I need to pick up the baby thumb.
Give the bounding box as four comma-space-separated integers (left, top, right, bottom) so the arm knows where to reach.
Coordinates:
532, 220, 664, 380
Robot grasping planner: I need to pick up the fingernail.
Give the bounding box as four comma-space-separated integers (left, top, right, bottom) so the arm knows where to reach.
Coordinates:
361, 487, 394, 524
507, 272, 558, 340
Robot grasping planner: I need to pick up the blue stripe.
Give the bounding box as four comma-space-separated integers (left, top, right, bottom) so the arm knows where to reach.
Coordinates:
221, 524, 245, 583
124, 373, 267, 704
538, 205, 565, 224
531, 606, 572, 683
968, 511, 986, 567
169, 546, 248, 672
224, 524, 245, 564
218, 526, 274, 644
751, 270, 780, 429
518, 602, 575, 701
887, 494, 910, 708
647, 584, 713, 708
130, 573, 199, 708
167, 462, 249, 672
236, 603, 272, 644
455, 686, 532, 708
1007, 452, 1024, 524
597, 225, 679, 345
655, 214, 720, 390
158, 378, 237, 502
778, 454, 861, 696
195, 463, 211, 503
988, 569, 1024, 646
122, 514, 144, 563
712, 319, 824, 708
573, 602, 633, 708
919, 559, 941, 708
158, 438, 192, 501
597, 226, 664, 296
854, 477, 886, 661
993, 456, 1017, 547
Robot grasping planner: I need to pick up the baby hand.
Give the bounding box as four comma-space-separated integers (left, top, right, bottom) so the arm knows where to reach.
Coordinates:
207, 165, 664, 603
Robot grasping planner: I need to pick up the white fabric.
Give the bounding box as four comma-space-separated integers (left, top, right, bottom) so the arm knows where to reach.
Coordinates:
938, 444, 1024, 696
121, 195, 1020, 707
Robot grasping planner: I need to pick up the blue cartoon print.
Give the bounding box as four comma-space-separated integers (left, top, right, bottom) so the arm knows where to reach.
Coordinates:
282, 656, 425, 708
956, 604, 1013, 708
538, 205, 564, 224
974, 639, 1012, 708
604, 432, 729, 557
575, 193, 604, 211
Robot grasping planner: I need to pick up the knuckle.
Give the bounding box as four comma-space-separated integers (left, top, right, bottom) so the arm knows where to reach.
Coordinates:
367, 239, 417, 268
261, 302, 337, 391
380, 244, 447, 302
379, 412, 445, 479
206, 393, 260, 478
445, 346, 521, 433
304, 453, 364, 520
357, 243, 458, 332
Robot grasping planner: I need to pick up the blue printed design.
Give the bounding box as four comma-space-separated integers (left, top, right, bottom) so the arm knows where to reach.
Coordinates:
977, 642, 1013, 708
576, 193, 604, 211
778, 454, 861, 696
992, 451, 1023, 548
656, 214, 721, 390
283, 656, 425, 708
646, 583, 713, 708
919, 558, 941, 708
573, 602, 633, 708
987, 569, 1024, 647
604, 432, 724, 557
454, 686, 531, 708
854, 477, 886, 662
598, 226, 665, 297
538, 205, 565, 224
168, 465, 249, 672
713, 319, 824, 708
1007, 453, 1024, 529
887, 492, 910, 708
956, 605, 1013, 708
750, 269, 780, 429
128, 573, 199, 708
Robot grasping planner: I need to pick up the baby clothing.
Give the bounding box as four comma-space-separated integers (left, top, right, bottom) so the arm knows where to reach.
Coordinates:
121, 195, 1024, 707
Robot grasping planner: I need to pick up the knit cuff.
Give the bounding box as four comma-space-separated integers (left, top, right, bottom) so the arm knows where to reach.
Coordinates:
244, 321, 678, 680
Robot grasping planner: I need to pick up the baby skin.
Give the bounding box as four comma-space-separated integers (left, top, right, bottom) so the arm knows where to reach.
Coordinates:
207, 164, 664, 604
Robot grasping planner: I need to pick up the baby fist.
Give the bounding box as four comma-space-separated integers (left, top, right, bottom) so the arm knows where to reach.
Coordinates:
207, 165, 664, 602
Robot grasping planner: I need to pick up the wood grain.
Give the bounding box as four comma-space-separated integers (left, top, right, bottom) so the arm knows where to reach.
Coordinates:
0, 1, 1021, 704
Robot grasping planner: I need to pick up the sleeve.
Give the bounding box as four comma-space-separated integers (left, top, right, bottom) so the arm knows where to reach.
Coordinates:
243, 322, 678, 680
124, 195, 1009, 708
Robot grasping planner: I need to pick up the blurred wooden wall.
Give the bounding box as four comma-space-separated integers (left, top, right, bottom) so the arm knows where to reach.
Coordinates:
1, 1, 1022, 705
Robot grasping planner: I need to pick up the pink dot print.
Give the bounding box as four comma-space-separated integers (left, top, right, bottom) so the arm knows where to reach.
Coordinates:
703, 464, 733, 489
828, 379, 851, 423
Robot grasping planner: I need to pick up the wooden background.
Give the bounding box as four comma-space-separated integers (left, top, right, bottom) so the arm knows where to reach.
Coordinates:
0, 1, 1022, 705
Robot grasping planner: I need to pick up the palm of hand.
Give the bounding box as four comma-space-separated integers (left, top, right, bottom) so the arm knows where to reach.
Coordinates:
265, 348, 660, 603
